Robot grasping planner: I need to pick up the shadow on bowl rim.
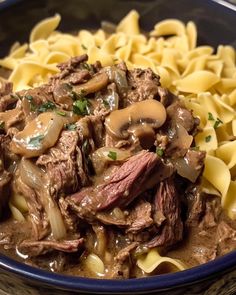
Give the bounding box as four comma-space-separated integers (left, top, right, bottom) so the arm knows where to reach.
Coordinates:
0, 250, 236, 293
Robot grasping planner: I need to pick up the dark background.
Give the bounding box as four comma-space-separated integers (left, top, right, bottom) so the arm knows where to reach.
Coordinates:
0, 0, 235, 57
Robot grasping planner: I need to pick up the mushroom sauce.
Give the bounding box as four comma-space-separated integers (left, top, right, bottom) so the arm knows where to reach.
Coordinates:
0, 55, 236, 279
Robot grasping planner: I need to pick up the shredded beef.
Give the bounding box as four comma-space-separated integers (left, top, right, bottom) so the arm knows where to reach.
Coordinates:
0, 137, 11, 216
19, 238, 84, 257
37, 131, 81, 197
145, 178, 183, 248
68, 151, 159, 218
126, 68, 160, 106
216, 221, 236, 255
126, 200, 153, 233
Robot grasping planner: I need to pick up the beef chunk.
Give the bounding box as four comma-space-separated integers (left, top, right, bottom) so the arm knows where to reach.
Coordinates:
146, 178, 183, 248
0, 79, 13, 97
0, 94, 18, 112
126, 68, 160, 106
109, 242, 137, 279
19, 238, 84, 257
56, 54, 88, 78
167, 100, 196, 133
68, 151, 159, 218
192, 245, 217, 264
216, 221, 236, 255
185, 186, 205, 227
0, 80, 14, 111
0, 137, 11, 216
37, 131, 81, 197
126, 200, 153, 233
200, 196, 221, 229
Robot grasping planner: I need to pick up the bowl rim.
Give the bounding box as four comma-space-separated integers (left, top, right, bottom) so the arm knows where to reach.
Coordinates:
0, 250, 236, 293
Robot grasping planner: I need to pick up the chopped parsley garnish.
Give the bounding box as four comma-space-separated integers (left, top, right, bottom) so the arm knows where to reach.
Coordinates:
156, 147, 164, 157
0, 121, 4, 129
73, 99, 89, 116
81, 62, 93, 71
213, 118, 223, 129
25, 95, 33, 101
107, 151, 117, 161
56, 110, 66, 116
65, 123, 77, 131
69, 89, 86, 101
103, 99, 110, 108
208, 112, 214, 121
28, 134, 44, 147
81, 44, 87, 50
25, 94, 37, 111
208, 112, 223, 129
205, 135, 212, 142
38, 101, 56, 113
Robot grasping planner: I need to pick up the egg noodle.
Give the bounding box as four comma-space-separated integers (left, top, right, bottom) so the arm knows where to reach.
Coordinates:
1, 10, 236, 274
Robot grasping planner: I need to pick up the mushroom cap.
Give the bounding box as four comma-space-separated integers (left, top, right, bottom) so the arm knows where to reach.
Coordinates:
105, 99, 167, 139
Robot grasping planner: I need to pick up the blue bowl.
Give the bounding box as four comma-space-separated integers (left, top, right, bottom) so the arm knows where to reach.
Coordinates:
0, 0, 236, 294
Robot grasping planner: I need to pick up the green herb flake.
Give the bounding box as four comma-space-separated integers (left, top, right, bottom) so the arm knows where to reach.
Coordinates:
0, 121, 5, 130
191, 146, 200, 151
38, 101, 56, 113
107, 151, 117, 161
208, 112, 214, 121
81, 44, 87, 50
156, 147, 164, 157
73, 99, 89, 116
25, 94, 37, 111
65, 123, 77, 131
81, 62, 93, 71
103, 99, 110, 108
56, 110, 66, 116
28, 134, 44, 148
213, 118, 223, 129
205, 135, 212, 143
25, 95, 33, 101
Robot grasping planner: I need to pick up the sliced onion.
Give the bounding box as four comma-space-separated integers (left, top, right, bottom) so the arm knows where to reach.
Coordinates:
11, 112, 64, 158
175, 157, 200, 183
19, 158, 66, 239
19, 158, 45, 191
175, 124, 193, 150
91, 147, 131, 174
10, 193, 28, 213
84, 253, 105, 276
9, 202, 25, 222
47, 198, 67, 240
104, 66, 128, 93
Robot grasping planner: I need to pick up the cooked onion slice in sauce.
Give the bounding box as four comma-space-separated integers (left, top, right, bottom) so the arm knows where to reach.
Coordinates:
19, 158, 67, 239
11, 112, 64, 158
91, 147, 131, 174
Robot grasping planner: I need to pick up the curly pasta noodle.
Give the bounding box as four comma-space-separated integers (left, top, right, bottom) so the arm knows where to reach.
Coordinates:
0, 10, 236, 272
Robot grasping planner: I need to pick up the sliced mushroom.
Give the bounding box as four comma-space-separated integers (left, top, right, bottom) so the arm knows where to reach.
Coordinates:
74, 72, 109, 95
53, 72, 109, 109
105, 99, 167, 140
11, 112, 64, 158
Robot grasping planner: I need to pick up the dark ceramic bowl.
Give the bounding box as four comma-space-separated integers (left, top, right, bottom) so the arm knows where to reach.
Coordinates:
0, 0, 236, 294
